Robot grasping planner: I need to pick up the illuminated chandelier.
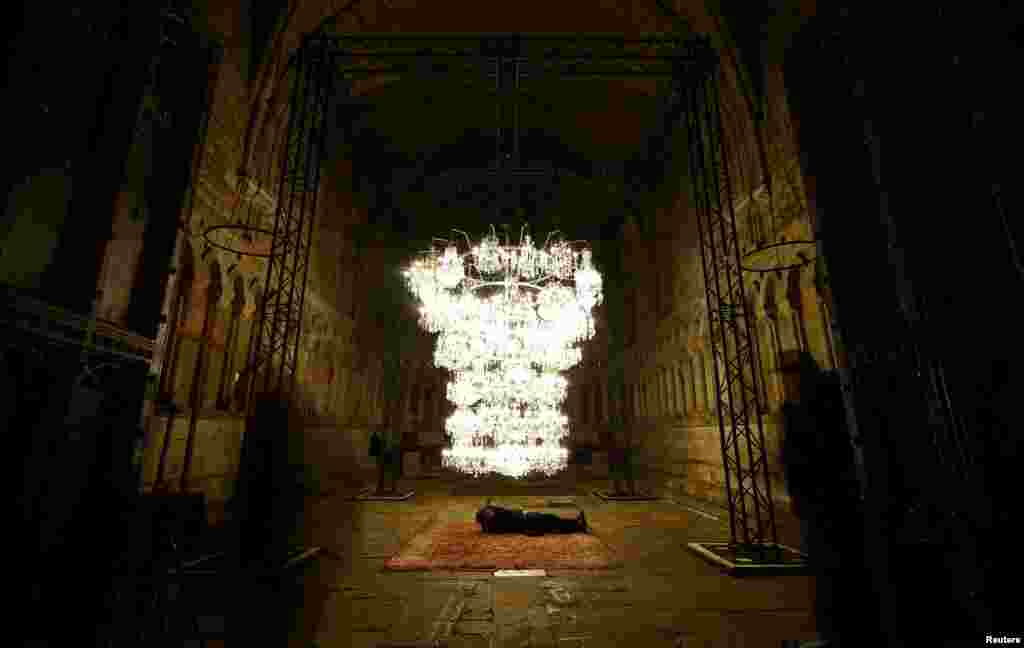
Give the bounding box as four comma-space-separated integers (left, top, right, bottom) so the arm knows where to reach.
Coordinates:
444, 404, 570, 478
403, 225, 602, 478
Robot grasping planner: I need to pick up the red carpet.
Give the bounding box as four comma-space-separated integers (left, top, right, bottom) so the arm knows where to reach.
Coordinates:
384, 521, 620, 571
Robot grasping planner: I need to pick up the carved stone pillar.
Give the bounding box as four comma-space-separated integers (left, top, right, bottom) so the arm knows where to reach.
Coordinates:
570, 384, 580, 444
683, 358, 694, 417
693, 349, 707, 417
670, 363, 681, 416
659, 369, 667, 416
676, 364, 687, 417
655, 371, 663, 416
765, 315, 785, 410
159, 266, 194, 405
662, 368, 670, 416
664, 368, 673, 416
670, 367, 677, 415
662, 367, 670, 416
180, 270, 222, 492
704, 345, 718, 421
216, 285, 244, 410
649, 377, 655, 416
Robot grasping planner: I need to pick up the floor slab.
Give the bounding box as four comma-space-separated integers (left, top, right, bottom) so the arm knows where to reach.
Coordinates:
279, 477, 819, 647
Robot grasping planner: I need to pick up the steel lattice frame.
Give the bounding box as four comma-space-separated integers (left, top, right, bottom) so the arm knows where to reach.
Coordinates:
243, 31, 698, 412
243, 34, 781, 558
323, 32, 695, 80
681, 46, 779, 552
243, 34, 336, 410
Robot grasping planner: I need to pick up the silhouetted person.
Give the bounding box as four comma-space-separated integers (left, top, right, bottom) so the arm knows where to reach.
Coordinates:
476, 505, 587, 536
234, 394, 296, 563
781, 351, 878, 646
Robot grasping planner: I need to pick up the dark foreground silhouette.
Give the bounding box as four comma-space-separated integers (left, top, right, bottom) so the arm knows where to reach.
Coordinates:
781, 352, 880, 646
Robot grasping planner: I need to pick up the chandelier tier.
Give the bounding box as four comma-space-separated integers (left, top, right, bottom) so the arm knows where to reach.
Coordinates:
403, 226, 602, 478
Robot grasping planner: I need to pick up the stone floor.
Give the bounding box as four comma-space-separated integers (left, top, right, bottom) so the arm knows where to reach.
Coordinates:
287, 474, 821, 648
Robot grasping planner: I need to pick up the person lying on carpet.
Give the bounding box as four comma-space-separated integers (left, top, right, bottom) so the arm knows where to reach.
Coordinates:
475, 505, 588, 536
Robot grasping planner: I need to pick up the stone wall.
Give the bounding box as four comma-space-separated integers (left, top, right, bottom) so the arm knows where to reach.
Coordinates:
141, 414, 245, 522
573, 27, 839, 511
141, 412, 382, 520
138, 0, 440, 514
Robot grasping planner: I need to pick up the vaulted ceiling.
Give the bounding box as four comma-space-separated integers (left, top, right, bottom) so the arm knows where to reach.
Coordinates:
303, 0, 705, 250
330, 47, 689, 247
308, 0, 810, 251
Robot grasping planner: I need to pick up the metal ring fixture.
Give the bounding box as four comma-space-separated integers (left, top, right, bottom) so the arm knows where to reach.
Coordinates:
202, 223, 277, 259
741, 239, 817, 273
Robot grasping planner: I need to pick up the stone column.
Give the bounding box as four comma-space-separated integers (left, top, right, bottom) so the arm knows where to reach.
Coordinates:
216, 287, 245, 410
424, 381, 435, 441
637, 380, 643, 417
653, 375, 658, 416
399, 372, 414, 444
661, 368, 669, 416
180, 271, 222, 492
703, 345, 717, 421
692, 352, 706, 416
663, 369, 671, 416
679, 357, 690, 416
160, 270, 195, 405
657, 370, 664, 416
582, 384, 591, 445
339, 366, 352, 421
675, 362, 684, 417
432, 374, 444, 443
566, 383, 575, 442
665, 367, 673, 416
766, 317, 785, 411
676, 364, 687, 417
685, 358, 696, 417
645, 377, 652, 417
670, 363, 680, 416
649, 378, 654, 416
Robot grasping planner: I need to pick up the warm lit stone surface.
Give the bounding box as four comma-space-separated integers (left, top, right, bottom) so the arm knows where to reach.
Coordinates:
287, 476, 818, 647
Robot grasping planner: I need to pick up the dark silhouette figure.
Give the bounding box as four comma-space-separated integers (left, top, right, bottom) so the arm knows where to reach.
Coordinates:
476, 505, 588, 536
780, 352, 879, 646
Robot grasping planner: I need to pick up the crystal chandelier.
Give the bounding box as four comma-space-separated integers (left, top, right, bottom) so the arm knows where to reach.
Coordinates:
403, 226, 602, 477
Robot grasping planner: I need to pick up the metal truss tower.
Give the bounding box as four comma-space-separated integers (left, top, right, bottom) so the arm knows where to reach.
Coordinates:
681, 47, 801, 571
244, 31, 698, 412
242, 33, 337, 410
243, 30, 798, 570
